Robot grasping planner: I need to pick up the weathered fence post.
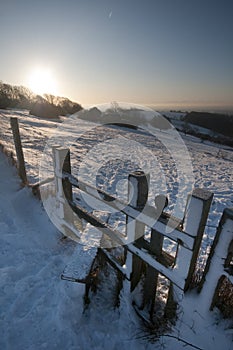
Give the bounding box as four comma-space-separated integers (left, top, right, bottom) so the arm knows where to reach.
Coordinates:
142, 228, 163, 318
61, 148, 73, 203
182, 188, 213, 291
198, 208, 233, 311
53, 147, 81, 241
126, 171, 149, 292
10, 117, 27, 184
142, 194, 168, 318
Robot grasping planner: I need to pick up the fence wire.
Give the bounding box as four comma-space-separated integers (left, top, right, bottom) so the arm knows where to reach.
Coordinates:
0, 110, 15, 156
0, 109, 59, 184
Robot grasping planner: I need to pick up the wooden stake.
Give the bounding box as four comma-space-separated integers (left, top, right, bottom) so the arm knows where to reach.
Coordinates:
143, 228, 163, 318
183, 188, 213, 290
10, 117, 27, 184
126, 171, 149, 291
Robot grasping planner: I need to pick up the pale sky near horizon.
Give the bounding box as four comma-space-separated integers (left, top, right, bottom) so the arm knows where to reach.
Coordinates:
0, 0, 233, 109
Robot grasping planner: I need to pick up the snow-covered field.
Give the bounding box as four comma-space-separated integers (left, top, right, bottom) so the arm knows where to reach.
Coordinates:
1, 108, 232, 255
0, 108, 233, 349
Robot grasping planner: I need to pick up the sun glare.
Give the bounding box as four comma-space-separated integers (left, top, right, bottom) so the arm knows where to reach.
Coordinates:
27, 68, 58, 95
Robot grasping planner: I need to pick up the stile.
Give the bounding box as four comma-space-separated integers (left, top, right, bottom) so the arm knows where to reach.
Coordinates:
52, 146, 231, 320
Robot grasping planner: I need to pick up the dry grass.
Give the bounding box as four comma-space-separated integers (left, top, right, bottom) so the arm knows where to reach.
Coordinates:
215, 276, 233, 318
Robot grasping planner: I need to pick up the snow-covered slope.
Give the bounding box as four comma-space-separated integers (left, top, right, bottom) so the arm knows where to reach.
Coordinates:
1, 107, 233, 267
0, 152, 145, 350
0, 108, 233, 349
163, 111, 233, 147
0, 150, 232, 350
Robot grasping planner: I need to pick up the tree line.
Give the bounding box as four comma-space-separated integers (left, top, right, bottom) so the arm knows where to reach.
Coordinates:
0, 81, 82, 118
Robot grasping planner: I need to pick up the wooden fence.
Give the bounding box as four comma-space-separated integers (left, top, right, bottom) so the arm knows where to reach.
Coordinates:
3, 117, 233, 323
52, 147, 233, 322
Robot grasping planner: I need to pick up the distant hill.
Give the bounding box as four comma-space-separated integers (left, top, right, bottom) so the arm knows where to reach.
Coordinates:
183, 111, 233, 138
0, 81, 82, 118
163, 110, 233, 147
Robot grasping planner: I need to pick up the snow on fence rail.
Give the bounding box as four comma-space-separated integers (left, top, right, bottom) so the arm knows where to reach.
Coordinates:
52, 147, 233, 322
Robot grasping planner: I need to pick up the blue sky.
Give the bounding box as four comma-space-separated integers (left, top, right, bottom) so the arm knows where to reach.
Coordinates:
0, 0, 233, 109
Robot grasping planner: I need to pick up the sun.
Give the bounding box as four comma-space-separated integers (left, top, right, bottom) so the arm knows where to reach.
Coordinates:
27, 68, 58, 95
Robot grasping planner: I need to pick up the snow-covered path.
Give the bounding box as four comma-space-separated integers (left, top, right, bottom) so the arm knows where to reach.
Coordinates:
0, 153, 84, 349
0, 153, 144, 350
